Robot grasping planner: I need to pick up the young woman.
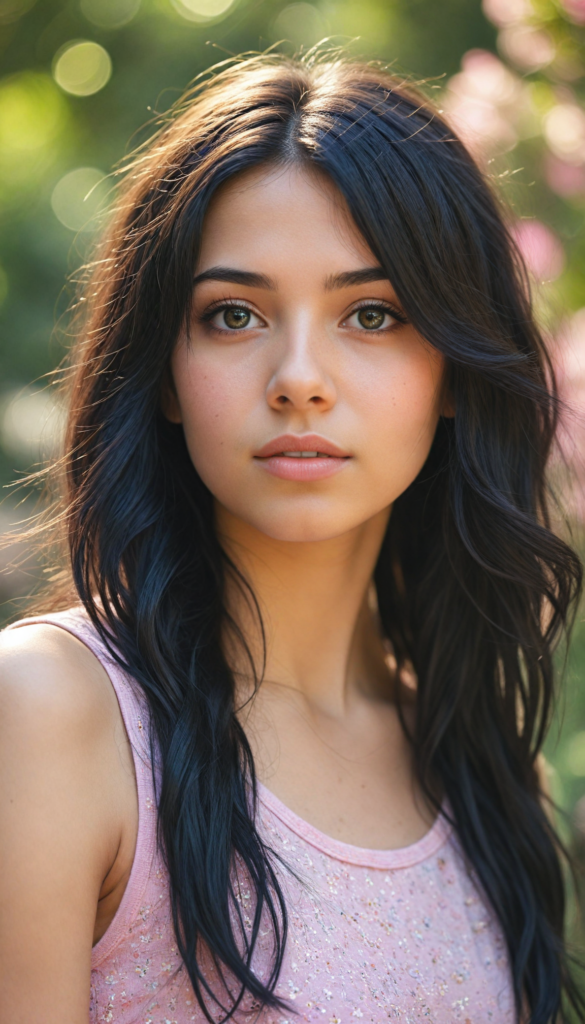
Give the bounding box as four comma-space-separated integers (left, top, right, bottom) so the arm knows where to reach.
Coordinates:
0, 54, 582, 1024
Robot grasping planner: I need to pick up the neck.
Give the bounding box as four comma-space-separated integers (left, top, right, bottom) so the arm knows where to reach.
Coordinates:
216, 504, 392, 717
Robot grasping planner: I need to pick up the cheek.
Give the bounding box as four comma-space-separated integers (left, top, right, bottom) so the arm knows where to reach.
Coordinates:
356, 344, 444, 465
170, 334, 445, 538
171, 344, 256, 472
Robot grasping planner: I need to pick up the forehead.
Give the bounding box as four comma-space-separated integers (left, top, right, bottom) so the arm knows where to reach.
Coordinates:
196, 163, 376, 273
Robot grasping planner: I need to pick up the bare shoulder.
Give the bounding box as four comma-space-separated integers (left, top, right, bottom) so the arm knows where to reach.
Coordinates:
0, 620, 137, 1020
0, 619, 134, 849
0, 621, 120, 739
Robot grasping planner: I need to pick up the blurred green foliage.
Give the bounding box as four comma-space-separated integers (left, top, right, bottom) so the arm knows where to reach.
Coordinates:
2, 0, 585, 949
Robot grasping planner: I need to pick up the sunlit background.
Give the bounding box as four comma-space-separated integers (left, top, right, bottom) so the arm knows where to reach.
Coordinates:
2, 0, 585, 955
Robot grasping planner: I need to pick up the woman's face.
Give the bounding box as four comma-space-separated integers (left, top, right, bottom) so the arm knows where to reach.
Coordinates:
168, 164, 447, 543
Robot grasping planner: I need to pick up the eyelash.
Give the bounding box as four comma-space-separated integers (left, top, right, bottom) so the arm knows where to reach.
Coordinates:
344, 299, 409, 328
197, 297, 409, 332
197, 298, 262, 329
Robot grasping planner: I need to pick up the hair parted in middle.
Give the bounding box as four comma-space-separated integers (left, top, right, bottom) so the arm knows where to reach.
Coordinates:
43, 52, 584, 1024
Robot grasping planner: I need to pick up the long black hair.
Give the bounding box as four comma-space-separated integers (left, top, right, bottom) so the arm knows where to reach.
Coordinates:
40, 53, 584, 1022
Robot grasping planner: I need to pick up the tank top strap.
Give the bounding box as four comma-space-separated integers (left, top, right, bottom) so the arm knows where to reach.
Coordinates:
5, 607, 160, 966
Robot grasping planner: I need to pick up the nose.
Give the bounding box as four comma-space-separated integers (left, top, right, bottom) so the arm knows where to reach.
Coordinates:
266, 319, 337, 413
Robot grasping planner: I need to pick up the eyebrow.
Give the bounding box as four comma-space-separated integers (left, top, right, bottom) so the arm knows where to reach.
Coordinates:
324, 267, 389, 290
192, 267, 276, 289
192, 265, 390, 291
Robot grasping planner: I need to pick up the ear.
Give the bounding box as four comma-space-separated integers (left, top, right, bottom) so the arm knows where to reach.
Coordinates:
160, 373, 183, 424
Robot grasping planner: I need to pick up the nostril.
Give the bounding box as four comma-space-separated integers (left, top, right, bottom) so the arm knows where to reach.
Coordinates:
277, 395, 288, 405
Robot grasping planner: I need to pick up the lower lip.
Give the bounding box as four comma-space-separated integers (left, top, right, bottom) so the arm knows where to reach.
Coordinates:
255, 456, 351, 481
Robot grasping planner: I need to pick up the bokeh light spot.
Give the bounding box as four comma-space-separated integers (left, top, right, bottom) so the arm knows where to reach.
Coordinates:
511, 219, 565, 283
271, 3, 328, 47
544, 153, 585, 198
498, 25, 555, 72
0, 73, 66, 154
171, 0, 235, 22
53, 41, 112, 97
481, 0, 532, 28
560, 0, 585, 25
544, 103, 585, 165
51, 167, 109, 231
444, 50, 522, 160
0, 387, 65, 463
0, 73, 69, 195
80, 0, 141, 29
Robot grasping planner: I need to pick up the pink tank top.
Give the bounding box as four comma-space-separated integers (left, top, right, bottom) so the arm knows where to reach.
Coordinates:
11, 609, 514, 1023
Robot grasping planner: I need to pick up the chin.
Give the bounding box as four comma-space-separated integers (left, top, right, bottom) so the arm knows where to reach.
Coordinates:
247, 509, 360, 544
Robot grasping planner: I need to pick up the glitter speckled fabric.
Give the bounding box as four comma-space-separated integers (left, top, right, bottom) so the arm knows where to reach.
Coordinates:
12, 610, 514, 1024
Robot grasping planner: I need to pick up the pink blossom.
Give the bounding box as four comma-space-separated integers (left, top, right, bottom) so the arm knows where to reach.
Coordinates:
556, 310, 585, 391
544, 153, 585, 198
560, 0, 585, 25
543, 103, 585, 164
510, 220, 565, 282
553, 310, 585, 520
481, 0, 532, 28
497, 25, 555, 71
444, 50, 521, 160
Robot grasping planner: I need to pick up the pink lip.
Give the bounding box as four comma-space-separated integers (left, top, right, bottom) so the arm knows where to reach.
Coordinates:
253, 434, 351, 482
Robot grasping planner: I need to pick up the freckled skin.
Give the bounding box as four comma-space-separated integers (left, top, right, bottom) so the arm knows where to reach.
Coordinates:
169, 164, 446, 544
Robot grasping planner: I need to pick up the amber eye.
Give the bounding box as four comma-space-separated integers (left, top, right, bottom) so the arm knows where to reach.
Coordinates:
223, 307, 251, 329
357, 307, 385, 330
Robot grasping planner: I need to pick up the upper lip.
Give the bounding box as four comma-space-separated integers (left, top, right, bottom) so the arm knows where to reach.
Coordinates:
254, 434, 351, 458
